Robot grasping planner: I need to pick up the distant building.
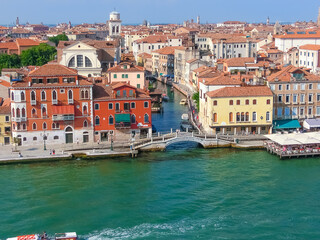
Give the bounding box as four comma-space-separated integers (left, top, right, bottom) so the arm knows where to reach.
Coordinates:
298, 45, 320, 73
0, 98, 12, 145
318, 7, 320, 26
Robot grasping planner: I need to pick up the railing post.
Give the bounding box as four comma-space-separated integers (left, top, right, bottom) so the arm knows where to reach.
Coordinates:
151, 137, 153, 143
171, 128, 173, 134
158, 132, 160, 137
205, 134, 207, 140
192, 131, 194, 137
162, 136, 164, 142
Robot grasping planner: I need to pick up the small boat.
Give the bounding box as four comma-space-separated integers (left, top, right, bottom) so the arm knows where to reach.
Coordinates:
162, 94, 169, 101
181, 113, 189, 120
180, 120, 193, 131
170, 87, 174, 92
180, 99, 187, 105
7, 232, 77, 240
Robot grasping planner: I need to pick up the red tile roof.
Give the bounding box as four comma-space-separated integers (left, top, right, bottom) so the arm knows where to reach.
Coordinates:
200, 73, 242, 86
207, 86, 273, 98
299, 44, 320, 51
28, 64, 78, 77
152, 46, 184, 55
107, 63, 144, 73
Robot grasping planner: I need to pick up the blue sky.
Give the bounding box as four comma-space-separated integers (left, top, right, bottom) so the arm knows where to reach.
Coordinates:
1, 0, 319, 25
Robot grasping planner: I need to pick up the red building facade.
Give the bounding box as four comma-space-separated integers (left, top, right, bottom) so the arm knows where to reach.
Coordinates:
93, 82, 152, 142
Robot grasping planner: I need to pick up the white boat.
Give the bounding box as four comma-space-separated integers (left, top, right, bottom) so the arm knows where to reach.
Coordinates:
180, 99, 187, 105
181, 113, 189, 120
7, 232, 77, 240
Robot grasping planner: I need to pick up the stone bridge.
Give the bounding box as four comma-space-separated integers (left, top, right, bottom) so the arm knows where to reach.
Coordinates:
134, 131, 231, 151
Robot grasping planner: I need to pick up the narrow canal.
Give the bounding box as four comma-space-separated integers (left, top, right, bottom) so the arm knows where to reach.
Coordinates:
1, 86, 320, 239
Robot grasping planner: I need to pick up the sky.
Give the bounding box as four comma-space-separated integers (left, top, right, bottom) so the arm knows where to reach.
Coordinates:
1, 0, 319, 26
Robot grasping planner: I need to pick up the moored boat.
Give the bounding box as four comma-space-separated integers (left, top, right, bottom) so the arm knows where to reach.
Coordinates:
179, 99, 187, 105
162, 94, 169, 101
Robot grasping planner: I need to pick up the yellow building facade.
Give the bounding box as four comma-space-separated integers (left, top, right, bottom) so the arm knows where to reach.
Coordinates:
200, 86, 273, 135
0, 104, 12, 145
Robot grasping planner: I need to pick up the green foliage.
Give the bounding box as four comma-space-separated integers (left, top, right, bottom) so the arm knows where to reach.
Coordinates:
20, 43, 57, 66
0, 54, 21, 73
192, 92, 199, 110
49, 33, 69, 46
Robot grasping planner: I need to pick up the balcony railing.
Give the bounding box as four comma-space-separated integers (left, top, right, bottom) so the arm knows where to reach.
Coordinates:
115, 122, 131, 129
68, 99, 74, 104
31, 100, 36, 105
52, 115, 74, 121
52, 99, 58, 105
12, 117, 27, 122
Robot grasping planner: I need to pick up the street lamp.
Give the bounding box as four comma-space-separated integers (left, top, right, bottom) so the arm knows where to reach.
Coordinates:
110, 133, 113, 151
41, 131, 49, 150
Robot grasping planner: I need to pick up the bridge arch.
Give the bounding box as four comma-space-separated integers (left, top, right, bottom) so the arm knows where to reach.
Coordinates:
164, 137, 205, 148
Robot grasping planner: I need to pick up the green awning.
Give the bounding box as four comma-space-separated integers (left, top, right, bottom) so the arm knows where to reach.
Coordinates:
115, 114, 130, 123
273, 119, 301, 129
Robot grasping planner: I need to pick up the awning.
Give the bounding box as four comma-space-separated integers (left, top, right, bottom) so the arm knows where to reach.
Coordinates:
303, 119, 320, 129
52, 105, 74, 115
273, 119, 301, 129
115, 114, 130, 123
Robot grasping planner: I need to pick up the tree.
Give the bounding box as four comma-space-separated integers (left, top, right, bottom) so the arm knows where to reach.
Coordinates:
49, 33, 69, 46
192, 92, 200, 110
20, 43, 57, 66
0, 54, 21, 73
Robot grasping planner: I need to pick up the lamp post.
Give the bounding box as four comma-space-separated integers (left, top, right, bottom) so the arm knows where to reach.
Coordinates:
41, 131, 49, 151
110, 134, 113, 151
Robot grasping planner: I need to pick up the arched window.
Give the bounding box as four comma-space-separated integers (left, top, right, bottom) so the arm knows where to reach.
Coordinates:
32, 122, 37, 130
68, 90, 73, 100
12, 108, 15, 118
213, 113, 217, 123
229, 112, 233, 122
22, 108, 26, 118
17, 123, 20, 130
252, 112, 257, 121
131, 114, 136, 124
85, 57, 92, 67
266, 111, 270, 121
52, 90, 57, 100
144, 114, 149, 123
32, 108, 36, 118
13, 123, 16, 130
83, 105, 88, 115
42, 106, 47, 117
83, 120, 88, 128
236, 112, 240, 122
95, 116, 100, 125
241, 112, 245, 122
81, 90, 85, 99
52, 123, 56, 129
85, 90, 89, 99
11, 92, 14, 101
109, 115, 114, 125
16, 108, 20, 118
43, 122, 47, 130
21, 91, 25, 101
22, 123, 26, 130
77, 55, 83, 67
68, 56, 75, 67
41, 91, 46, 101
245, 112, 249, 122
65, 126, 73, 132
31, 91, 36, 101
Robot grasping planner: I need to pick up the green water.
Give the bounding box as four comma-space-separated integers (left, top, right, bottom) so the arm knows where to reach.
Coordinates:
1, 147, 320, 239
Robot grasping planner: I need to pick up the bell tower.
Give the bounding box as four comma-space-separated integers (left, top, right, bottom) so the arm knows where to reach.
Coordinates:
108, 11, 122, 38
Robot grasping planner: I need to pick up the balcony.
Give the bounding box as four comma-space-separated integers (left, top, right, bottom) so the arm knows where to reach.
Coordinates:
12, 117, 27, 122
52, 99, 58, 105
52, 115, 74, 121
68, 99, 74, 104
31, 100, 36, 105
115, 122, 131, 129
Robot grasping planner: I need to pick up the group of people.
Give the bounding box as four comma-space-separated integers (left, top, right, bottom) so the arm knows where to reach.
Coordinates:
49, 149, 56, 155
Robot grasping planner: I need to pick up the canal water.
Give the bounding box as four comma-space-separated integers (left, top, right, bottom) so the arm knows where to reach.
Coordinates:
1, 86, 320, 239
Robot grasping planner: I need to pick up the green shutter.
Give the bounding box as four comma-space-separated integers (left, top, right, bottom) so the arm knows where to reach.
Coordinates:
114, 74, 117, 78
137, 74, 140, 78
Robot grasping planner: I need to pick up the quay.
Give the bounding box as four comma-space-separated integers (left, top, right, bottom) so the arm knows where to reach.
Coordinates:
264, 132, 320, 159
